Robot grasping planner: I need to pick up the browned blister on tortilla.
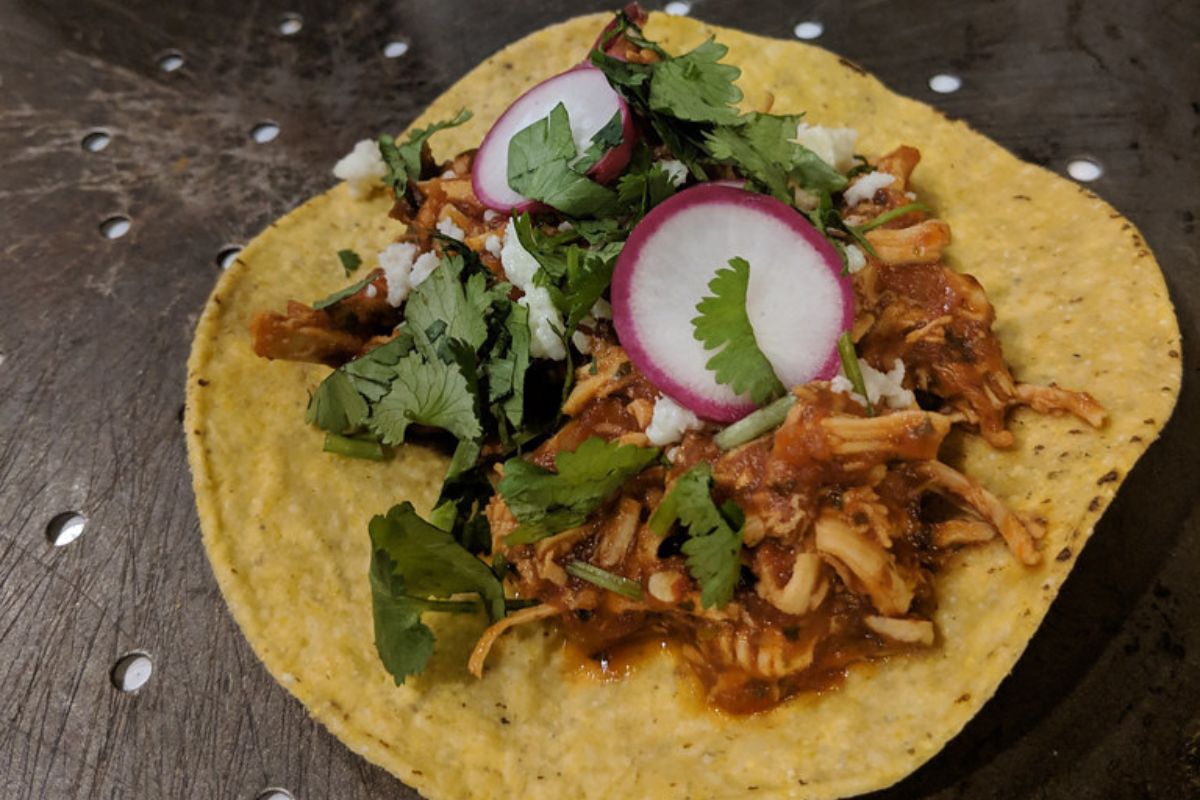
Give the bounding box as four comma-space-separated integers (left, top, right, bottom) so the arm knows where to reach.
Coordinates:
186, 12, 1181, 799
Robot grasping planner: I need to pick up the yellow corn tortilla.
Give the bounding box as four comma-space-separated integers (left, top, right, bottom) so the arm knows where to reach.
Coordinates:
185, 12, 1182, 799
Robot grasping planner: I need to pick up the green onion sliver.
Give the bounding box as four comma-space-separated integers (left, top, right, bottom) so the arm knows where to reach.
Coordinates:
855, 202, 931, 233
323, 433, 386, 461
836, 333, 875, 417
566, 561, 644, 600
714, 395, 798, 450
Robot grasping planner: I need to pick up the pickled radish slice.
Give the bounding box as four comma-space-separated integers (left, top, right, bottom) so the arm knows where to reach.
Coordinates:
611, 184, 852, 422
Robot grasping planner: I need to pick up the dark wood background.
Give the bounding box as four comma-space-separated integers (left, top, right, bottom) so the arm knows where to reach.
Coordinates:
1, 1, 1197, 798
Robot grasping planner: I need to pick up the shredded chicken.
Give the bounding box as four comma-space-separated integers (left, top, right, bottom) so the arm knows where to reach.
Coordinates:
468, 604, 558, 678
916, 460, 1044, 565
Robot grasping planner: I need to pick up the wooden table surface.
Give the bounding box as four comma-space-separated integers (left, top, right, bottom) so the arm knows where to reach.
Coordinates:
1, 0, 1197, 797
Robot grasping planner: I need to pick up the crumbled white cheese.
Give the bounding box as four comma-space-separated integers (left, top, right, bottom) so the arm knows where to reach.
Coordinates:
519, 285, 567, 360
844, 243, 867, 274
656, 158, 688, 187
831, 358, 915, 409
364, 283, 378, 299
377, 242, 419, 305
571, 329, 593, 354
645, 393, 704, 446
483, 209, 500, 223
570, 307, 607, 354
843, 170, 896, 207
557, 220, 574, 232
499, 218, 540, 290
484, 234, 502, 259
332, 139, 387, 199
906, 191, 917, 201
435, 216, 465, 241
410, 252, 440, 286
440, 169, 457, 179
500, 217, 567, 360
793, 123, 858, 172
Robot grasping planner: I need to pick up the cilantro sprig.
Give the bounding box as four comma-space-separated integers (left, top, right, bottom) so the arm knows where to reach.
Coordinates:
379, 108, 472, 198
369, 502, 519, 684
498, 437, 660, 544
649, 464, 744, 608
692, 257, 785, 405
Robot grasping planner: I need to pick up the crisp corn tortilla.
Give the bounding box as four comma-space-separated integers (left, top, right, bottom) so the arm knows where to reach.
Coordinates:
185, 12, 1182, 799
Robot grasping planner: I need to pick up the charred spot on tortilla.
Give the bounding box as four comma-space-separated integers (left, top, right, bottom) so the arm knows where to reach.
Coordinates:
186, 6, 1181, 800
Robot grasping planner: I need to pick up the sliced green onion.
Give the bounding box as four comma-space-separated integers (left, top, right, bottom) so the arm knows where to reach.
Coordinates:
854, 202, 932, 233
714, 395, 798, 450
566, 561, 644, 600
323, 433, 386, 460
836, 332, 875, 417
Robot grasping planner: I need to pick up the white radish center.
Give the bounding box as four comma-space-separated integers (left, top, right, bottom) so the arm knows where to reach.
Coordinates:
625, 201, 845, 404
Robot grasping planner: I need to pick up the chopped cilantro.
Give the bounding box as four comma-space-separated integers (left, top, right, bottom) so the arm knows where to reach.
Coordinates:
649, 38, 744, 124
305, 370, 369, 433
573, 111, 625, 173
506, 103, 621, 217
337, 248, 362, 276
341, 334, 415, 402
616, 161, 677, 217
404, 254, 494, 353
703, 113, 847, 202
692, 257, 785, 405
311, 273, 375, 310
370, 349, 482, 445
485, 302, 531, 428
368, 502, 505, 684
378, 108, 472, 197
649, 464, 743, 608
499, 437, 660, 544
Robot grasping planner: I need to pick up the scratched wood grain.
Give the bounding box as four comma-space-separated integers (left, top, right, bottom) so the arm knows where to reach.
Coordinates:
0, 0, 1197, 798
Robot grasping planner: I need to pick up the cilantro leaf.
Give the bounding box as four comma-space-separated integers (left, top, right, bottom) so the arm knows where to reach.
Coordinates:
337, 248, 362, 276
485, 301, 531, 428
379, 108, 472, 197
692, 257, 785, 405
681, 521, 743, 609
703, 113, 847, 202
506, 103, 620, 217
305, 335, 416, 434
341, 333, 415, 402
511, 212, 574, 281
573, 111, 625, 173
370, 350, 482, 445
369, 502, 506, 684
404, 254, 492, 353
499, 437, 660, 544
616, 161, 677, 217
648, 463, 743, 608
305, 370, 369, 433
649, 38, 743, 124
311, 273, 375, 310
